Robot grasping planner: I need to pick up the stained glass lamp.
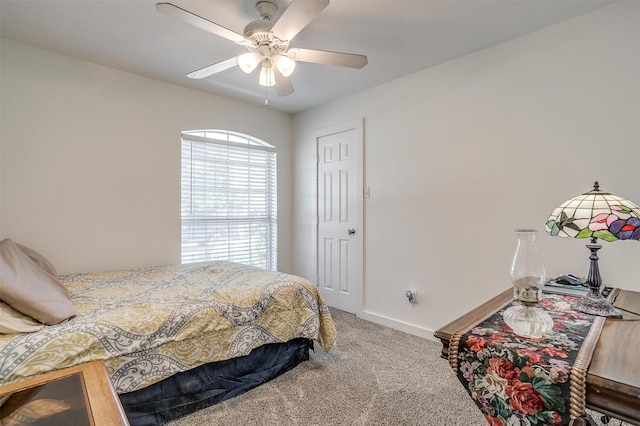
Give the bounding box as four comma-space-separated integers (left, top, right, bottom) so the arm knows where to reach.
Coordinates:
545, 182, 640, 317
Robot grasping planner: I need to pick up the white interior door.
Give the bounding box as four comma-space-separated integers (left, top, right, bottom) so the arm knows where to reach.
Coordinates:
316, 119, 363, 314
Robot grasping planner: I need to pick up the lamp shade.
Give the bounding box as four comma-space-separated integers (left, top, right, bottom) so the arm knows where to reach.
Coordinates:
238, 52, 260, 74
546, 182, 640, 242
259, 64, 275, 87
274, 54, 296, 77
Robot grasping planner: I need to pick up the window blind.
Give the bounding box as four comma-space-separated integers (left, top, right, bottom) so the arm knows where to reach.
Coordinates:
181, 133, 277, 270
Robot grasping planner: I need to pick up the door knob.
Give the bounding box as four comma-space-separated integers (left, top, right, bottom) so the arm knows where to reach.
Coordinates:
347, 228, 356, 235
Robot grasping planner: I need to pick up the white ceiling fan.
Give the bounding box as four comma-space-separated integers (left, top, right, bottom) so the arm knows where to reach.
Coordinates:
156, 0, 368, 99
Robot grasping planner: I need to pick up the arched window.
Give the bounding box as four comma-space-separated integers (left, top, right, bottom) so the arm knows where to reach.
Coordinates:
181, 130, 277, 270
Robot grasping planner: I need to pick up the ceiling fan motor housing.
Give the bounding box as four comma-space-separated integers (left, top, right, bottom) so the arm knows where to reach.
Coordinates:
243, 16, 288, 58
244, 1, 289, 50
243, 20, 274, 43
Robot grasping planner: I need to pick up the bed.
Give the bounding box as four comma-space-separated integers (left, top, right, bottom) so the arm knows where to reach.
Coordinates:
0, 240, 336, 425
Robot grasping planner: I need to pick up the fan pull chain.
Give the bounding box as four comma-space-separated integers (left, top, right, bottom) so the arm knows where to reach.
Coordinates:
264, 85, 269, 107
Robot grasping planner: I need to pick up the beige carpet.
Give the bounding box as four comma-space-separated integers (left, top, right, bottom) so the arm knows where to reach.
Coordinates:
165, 308, 618, 426
166, 308, 488, 426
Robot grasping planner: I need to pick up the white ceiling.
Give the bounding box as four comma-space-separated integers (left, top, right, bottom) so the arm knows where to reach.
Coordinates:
0, 0, 613, 114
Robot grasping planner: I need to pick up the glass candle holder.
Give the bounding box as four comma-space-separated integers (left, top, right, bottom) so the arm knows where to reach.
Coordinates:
503, 229, 553, 338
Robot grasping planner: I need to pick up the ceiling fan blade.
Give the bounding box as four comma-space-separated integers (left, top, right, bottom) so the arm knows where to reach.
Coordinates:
271, 0, 329, 42
273, 66, 294, 96
187, 57, 239, 79
156, 2, 245, 44
288, 48, 368, 69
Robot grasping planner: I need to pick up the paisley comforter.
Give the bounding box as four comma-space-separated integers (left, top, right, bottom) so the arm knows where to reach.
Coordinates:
0, 261, 336, 393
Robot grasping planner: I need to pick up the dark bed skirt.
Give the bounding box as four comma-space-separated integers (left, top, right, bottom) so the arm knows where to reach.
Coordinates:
119, 338, 314, 426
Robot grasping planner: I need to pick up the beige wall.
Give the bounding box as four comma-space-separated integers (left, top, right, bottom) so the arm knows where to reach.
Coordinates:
0, 40, 293, 274
292, 2, 640, 338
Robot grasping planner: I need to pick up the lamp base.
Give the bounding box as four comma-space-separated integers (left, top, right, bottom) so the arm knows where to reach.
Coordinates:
503, 304, 554, 339
575, 292, 622, 318
575, 239, 622, 318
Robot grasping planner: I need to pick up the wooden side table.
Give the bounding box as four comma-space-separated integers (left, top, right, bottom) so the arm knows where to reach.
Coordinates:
0, 360, 129, 425
434, 288, 640, 426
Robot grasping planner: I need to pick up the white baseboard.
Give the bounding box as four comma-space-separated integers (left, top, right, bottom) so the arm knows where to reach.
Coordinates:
358, 310, 438, 342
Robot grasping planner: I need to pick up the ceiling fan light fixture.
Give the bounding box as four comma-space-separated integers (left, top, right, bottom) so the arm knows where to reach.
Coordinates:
238, 52, 260, 74
259, 64, 276, 87
274, 54, 296, 77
